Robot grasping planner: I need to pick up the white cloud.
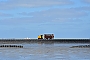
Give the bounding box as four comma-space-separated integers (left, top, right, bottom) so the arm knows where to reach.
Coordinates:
0, 0, 73, 10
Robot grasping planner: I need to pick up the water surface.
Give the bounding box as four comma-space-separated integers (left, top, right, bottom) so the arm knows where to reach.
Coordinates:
0, 43, 90, 60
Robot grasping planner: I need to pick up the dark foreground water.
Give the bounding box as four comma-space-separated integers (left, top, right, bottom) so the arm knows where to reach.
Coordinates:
0, 43, 90, 60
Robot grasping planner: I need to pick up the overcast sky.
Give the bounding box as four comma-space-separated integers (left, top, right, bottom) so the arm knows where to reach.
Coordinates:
0, 0, 90, 38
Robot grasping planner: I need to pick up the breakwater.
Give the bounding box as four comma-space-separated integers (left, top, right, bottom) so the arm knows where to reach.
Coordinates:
0, 39, 90, 44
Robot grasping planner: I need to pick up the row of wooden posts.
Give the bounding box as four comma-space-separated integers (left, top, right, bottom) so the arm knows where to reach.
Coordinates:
0, 45, 23, 48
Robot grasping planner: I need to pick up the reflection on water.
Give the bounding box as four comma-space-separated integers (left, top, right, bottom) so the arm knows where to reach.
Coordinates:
0, 43, 90, 60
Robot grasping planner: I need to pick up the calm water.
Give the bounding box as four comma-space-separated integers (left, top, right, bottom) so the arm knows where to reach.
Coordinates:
0, 43, 90, 60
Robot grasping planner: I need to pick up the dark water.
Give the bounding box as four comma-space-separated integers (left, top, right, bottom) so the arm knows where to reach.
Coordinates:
0, 43, 90, 60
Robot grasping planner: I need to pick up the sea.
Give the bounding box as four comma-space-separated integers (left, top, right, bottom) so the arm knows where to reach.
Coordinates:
0, 43, 90, 60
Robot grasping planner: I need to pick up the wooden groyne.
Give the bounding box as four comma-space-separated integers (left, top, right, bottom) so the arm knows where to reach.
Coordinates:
0, 39, 90, 44
0, 45, 23, 48
70, 45, 90, 48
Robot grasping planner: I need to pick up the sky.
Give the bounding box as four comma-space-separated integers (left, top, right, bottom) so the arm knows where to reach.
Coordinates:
0, 0, 90, 38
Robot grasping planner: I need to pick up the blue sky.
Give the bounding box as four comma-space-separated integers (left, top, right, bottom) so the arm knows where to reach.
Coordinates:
0, 0, 90, 38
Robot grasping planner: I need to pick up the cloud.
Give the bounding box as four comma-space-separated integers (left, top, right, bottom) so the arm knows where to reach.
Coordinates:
19, 8, 88, 19
0, 0, 73, 10
71, 6, 90, 11
0, 17, 50, 25
82, 0, 90, 4
0, 8, 88, 25
0, 12, 13, 17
